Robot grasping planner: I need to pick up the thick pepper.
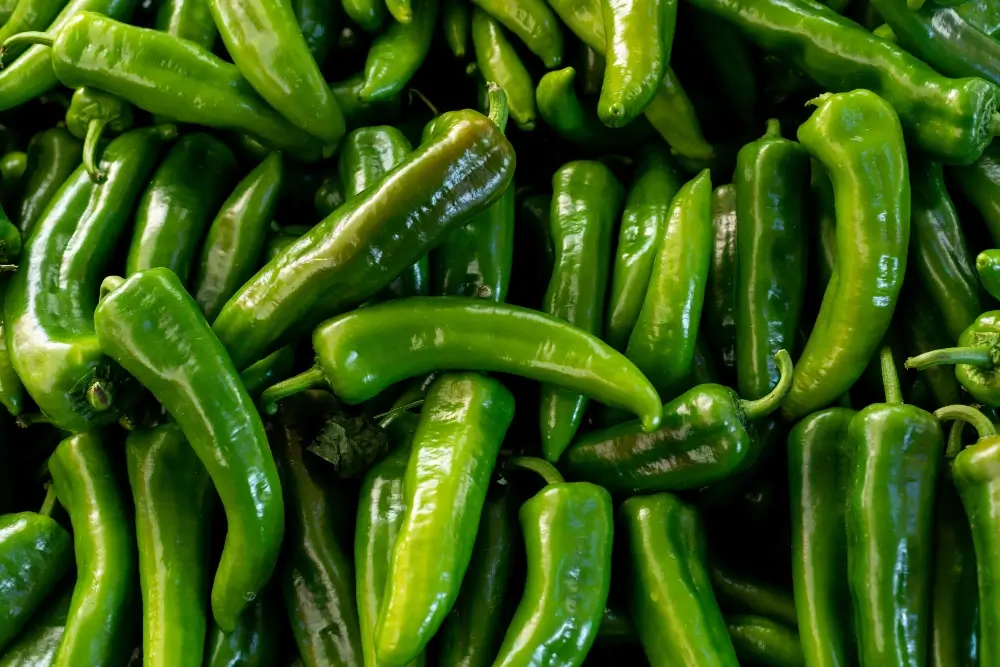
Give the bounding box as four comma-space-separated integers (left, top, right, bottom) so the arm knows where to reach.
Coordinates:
0, 584, 72, 667
540, 160, 622, 462
563, 349, 792, 494
846, 347, 942, 667
375, 373, 514, 666
155, 0, 217, 49
49, 432, 137, 667
472, 0, 563, 66
4, 124, 174, 432
735, 119, 808, 401
65, 87, 133, 182
703, 184, 738, 384
212, 89, 515, 371
126, 423, 212, 667
204, 592, 281, 667
359, 0, 437, 102
782, 91, 909, 421
94, 268, 284, 633
492, 458, 613, 667
12, 127, 81, 234
726, 616, 805, 667
621, 492, 738, 667
904, 311, 1000, 406
471, 8, 535, 131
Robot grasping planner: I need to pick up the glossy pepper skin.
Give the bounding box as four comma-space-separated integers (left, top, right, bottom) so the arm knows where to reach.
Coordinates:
155, 0, 217, 49
686, 0, 1000, 165
563, 349, 792, 494
65, 87, 133, 182
204, 592, 281, 667
627, 169, 711, 403
4, 125, 174, 432
471, 8, 536, 131
952, 142, 1000, 247
213, 97, 515, 371
846, 349, 942, 667
126, 423, 212, 667
541, 161, 623, 462
782, 91, 909, 421
787, 408, 857, 667
0, 585, 72, 667
0, 0, 67, 64
621, 493, 738, 667
360, 0, 437, 102
49, 432, 137, 667
726, 615, 805, 667
126, 133, 237, 284
94, 268, 284, 633
13, 127, 81, 234
703, 184, 738, 384
293, 0, 335, 65
0, 153, 26, 205
193, 151, 282, 324
605, 146, 682, 351
472, 0, 562, 66
207, 0, 344, 146
375, 373, 514, 666
598, 0, 678, 127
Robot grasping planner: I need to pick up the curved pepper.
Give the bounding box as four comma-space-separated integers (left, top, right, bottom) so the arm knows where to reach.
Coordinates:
726, 615, 804, 667
126, 423, 212, 667
621, 492, 738, 667
472, 0, 563, 67
564, 349, 792, 494
782, 90, 909, 420
904, 311, 1000, 406
155, 0, 217, 49
471, 8, 535, 131
0, 0, 66, 65
4, 124, 174, 432
703, 184, 738, 384
0, 584, 72, 667
65, 87, 133, 182
94, 268, 284, 633
847, 348, 942, 667
126, 133, 238, 284
375, 373, 514, 666
329, 76, 402, 132
952, 142, 1000, 247
213, 91, 515, 370
13, 127, 81, 234
49, 432, 137, 667
204, 592, 281, 667
360, 0, 437, 102
541, 160, 622, 462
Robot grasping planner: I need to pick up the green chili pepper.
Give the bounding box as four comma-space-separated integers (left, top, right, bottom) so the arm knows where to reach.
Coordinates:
0, 152, 26, 205
375, 373, 514, 666
342, 0, 385, 31
94, 268, 284, 633
49, 432, 137, 667
471, 8, 535, 131
471, 0, 563, 67
978, 250, 1000, 300
787, 407, 857, 667
702, 184, 738, 384
0, 584, 72, 667
126, 133, 237, 284
904, 311, 1000, 406
204, 592, 281, 667
360, 0, 437, 102
4, 124, 174, 431
605, 146, 682, 351
213, 89, 515, 371
13, 127, 81, 234
193, 151, 282, 324
155, 0, 216, 49
386, 0, 412, 22
293, 0, 336, 66
126, 423, 212, 667
688, 8, 758, 128
952, 142, 1000, 247
621, 492, 738, 666
493, 458, 613, 667
782, 90, 909, 421
64, 87, 133, 182
442, 0, 469, 56
735, 119, 808, 401
0, 281, 24, 419
847, 347, 942, 667
709, 564, 798, 628
726, 615, 804, 667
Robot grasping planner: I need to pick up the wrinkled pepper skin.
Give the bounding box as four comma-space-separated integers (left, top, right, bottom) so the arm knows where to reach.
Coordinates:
126, 133, 238, 284
375, 373, 514, 667
94, 268, 284, 633
4, 125, 174, 432
204, 592, 281, 667
492, 483, 613, 667
126, 423, 212, 667
782, 91, 909, 421
726, 615, 805, 667
952, 142, 1000, 247
472, 0, 563, 66
606, 146, 683, 351
787, 408, 857, 667
735, 119, 808, 401
155, 0, 217, 49
212, 105, 515, 371
360, 0, 437, 102
471, 8, 536, 131
703, 184, 738, 384
49, 432, 137, 667
541, 161, 623, 462
0, 585, 72, 667
13, 128, 81, 235
621, 493, 738, 667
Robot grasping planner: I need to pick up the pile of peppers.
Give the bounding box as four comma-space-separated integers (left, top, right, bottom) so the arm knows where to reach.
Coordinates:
2, 0, 1000, 664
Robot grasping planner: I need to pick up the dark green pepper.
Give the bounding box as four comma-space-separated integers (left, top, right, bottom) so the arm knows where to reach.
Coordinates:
65, 86, 133, 182
0, 584, 72, 667
977, 249, 1000, 300
0, 0, 66, 63
359, 0, 437, 102
293, 0, 336, 66
471, 7, 535, 131
240, 346, 296, 399
442, 0, 469, 57
702, 184, 738, 384
155, 0, 217, 49
0, 279, 24, 419
686, 7, 758, 128
204, 592, 281, 667
13, 127, 81, 235
726, 615, 805, 667
329, 75, 402, 132
952, 141, 1000, 247
899, 284, 964, 409
471, 0, 563, 67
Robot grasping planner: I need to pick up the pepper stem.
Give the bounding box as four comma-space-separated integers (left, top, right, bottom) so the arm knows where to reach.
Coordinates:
99, 275, 125, 302
374, 399, 425, 422
881, 346, 902, 405
946, 419, 966, 459
261, 365, 328, 415
934, 404, 997, 442
989, 112, 1000, 138
904, 346, 993, 370
38, 483, 57, 517
486, 83, 508, 135
1, 32, 53, 57
764, 118, 781, 138
83, 118, 108, 182
739, 349, 793, 420
86, 379, 113, 412
507, 456, 565, 486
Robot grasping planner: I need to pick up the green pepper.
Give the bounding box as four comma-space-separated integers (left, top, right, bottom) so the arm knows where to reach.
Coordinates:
204, 592, 281, 667
126, 133, 238, 284
954, 0, 1000, 35
702, 184, 738, 385
735, 119, 808, 401
624, 168, 710, 403
49, 432, 137, 667
375, 373, 514, 666
621, 492, 738, 667
471, 8, 535, 131
342, 0, 385, 31
508, 192, 553, 310
442, 0, 469, 56
782, 90, 909, 421
0, 280, 24, 419
64, 87, 133, 182
726, 615, 804, 667
0, 584, 72, 667
193, 151, 282, 324
94, 268, 284, 633
4, 124, 174, 432
899, 284, 964, 409
787, 407, 857, 667
492, 457, 613, 667
0, 152, 26, 205
595, 604, 637, 646
540, 160, 622, 462
598, 0, 677, 127
472, 0, 563, 67
360, 0, 437, 102
952, 142, 1000, 247
213, 89, 515, 371
155, 0, 217, 49
605, 146, 682, 351
978, 249, 1000, 300
708, 564, 798, 628
847, 347, 942, 667
563, 349, 792, 494
12, 127, 81, 235
904, 311, 1000, 406
386, 0, 412, 22
126, 423, 212, 667
293, 0, 336, 66
0, 487, 71, 653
